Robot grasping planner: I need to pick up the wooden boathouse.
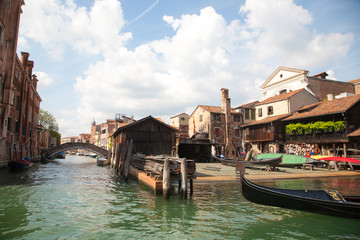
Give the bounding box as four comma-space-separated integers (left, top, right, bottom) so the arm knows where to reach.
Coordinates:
111, 116, 195, 197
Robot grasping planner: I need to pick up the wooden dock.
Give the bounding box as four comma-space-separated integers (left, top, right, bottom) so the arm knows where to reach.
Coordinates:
113, 140, 196, 197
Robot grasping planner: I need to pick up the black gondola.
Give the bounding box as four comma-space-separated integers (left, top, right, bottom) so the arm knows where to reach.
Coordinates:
237, 162, 360, 219
216, 155, 283, 168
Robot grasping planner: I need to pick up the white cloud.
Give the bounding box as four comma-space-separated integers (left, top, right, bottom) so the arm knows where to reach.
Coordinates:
19, 0, 356, 136
34, 71, 54, 88
19, 0, 131, 60
240, 0, 354, 67
73, 6, 250, 124
325, 69, 336, 80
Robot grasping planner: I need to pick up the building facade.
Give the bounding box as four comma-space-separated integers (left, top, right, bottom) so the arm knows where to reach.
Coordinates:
188, 89, 242, 158
170, 113, 189, 138
241, 88, 319, 154
283, 94, 360, 157
61, 136, 79, 144
261, 67, 355, 101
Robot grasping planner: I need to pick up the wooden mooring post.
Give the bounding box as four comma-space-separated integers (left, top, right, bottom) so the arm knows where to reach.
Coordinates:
163, 158, 170, 199
180, 158, 188, 198
124, 140, 133, 181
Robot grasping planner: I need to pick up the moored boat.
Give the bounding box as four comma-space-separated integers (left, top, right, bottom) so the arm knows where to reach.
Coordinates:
97, 157, 109, 166
216, 155, 283, 168
55, 152, 66, 159
9, 159, 33, 170
255, 153, 320, 167
238, 162, 360, 219
319, 156, 360, 164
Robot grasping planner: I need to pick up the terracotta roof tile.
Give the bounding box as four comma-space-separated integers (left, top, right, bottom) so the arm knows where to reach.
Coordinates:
348, 79, 360, 84
198, 105, 238, 114
170, 112, 189, 118
283, 94, 360, 121
348, 128, 360, 137
241, 114, 291, 127
256, 89, 304, 105
234, 101, 259, 109
297, 102, 321, 112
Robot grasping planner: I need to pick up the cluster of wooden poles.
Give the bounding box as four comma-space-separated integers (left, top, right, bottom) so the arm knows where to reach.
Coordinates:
113, 139, 195, 199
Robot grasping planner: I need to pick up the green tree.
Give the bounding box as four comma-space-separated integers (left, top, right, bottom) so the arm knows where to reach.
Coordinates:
39, 109, 61, 144
39, 109, 59, 132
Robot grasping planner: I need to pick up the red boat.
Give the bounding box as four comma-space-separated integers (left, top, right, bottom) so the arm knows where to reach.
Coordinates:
9, 159, 33, 170
319, 156, 360, 164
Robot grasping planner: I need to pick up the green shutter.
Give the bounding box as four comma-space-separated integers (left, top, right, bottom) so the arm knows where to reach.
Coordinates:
251, 109, 255, 120
245, 109, 249, 119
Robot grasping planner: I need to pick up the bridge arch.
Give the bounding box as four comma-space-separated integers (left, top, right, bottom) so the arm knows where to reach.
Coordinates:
46, 142, 109, 158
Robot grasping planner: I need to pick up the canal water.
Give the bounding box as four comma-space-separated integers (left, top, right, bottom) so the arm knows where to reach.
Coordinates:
0, 155, 359, 239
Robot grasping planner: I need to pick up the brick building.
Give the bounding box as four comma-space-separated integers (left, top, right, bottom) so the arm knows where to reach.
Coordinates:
170, 113, 189, 138
188, 88, 242, 158
0, 1, 43, 166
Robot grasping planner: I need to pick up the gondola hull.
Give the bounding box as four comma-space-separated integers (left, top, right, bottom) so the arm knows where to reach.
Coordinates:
217, 156, 282, 168
241, 175, 360, 218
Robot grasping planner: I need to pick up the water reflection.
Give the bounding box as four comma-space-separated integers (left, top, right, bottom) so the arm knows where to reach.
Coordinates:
0, 155, 359, 239
257, 176, 360, 195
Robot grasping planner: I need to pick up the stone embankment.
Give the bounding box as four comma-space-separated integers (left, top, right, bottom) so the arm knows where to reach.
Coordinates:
195, 163, 360, 183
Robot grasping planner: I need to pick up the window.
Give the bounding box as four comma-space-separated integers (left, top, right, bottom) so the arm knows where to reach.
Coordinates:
212, 113, 221, 122
181, 117, 185, 121
28, 106, 32, 122
267, 106, 274, 115
235, 128, 240, 137
0, 25, 3, 45
245, 109, 250, 120
215, 128, 220, 137
199, 113, 203, 122
10, 90, 15, 105
102, 129, 106, 134
279, 89, 287, 94
258, 108, 262, 117
233, 114, 240, 122
251, 109, 255, 120
7, 117, 12, 131
15, 121, 20, 134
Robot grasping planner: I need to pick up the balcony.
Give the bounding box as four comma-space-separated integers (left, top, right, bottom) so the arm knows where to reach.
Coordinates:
245, 132, 274, 142
285, 131, 348, 144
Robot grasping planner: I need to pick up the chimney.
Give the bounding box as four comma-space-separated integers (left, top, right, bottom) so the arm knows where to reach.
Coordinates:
27, 61, 34, 77
221, 88, 230, 113
21, 52, 29, 65
327, 93, 334, 101
221, 88, 235, 157
355, 83, 360, 95
32, 74, 38, 89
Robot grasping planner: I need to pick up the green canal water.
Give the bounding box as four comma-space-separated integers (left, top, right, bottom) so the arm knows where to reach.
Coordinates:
0, 155, 359, 239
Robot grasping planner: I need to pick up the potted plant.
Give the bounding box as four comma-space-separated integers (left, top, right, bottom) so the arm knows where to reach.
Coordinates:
303, 123, 313, 134
323, 121, 335, 132
334, 121, 346, 132
285, 123, 297, 135
311, 121, 324, 133
295, 123, 304, 135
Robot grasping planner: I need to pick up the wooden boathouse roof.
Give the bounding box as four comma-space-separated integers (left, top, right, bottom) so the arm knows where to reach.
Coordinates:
112, 115, 179, 137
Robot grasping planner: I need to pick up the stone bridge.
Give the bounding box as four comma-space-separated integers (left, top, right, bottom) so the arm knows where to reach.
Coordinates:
46, 142, 109, 158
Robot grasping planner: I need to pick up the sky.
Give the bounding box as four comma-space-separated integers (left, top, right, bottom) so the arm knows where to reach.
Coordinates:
17, 0, 360, 137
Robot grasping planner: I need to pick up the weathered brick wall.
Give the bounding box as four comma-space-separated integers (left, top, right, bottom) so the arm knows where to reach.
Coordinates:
307, 77, 355, 100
